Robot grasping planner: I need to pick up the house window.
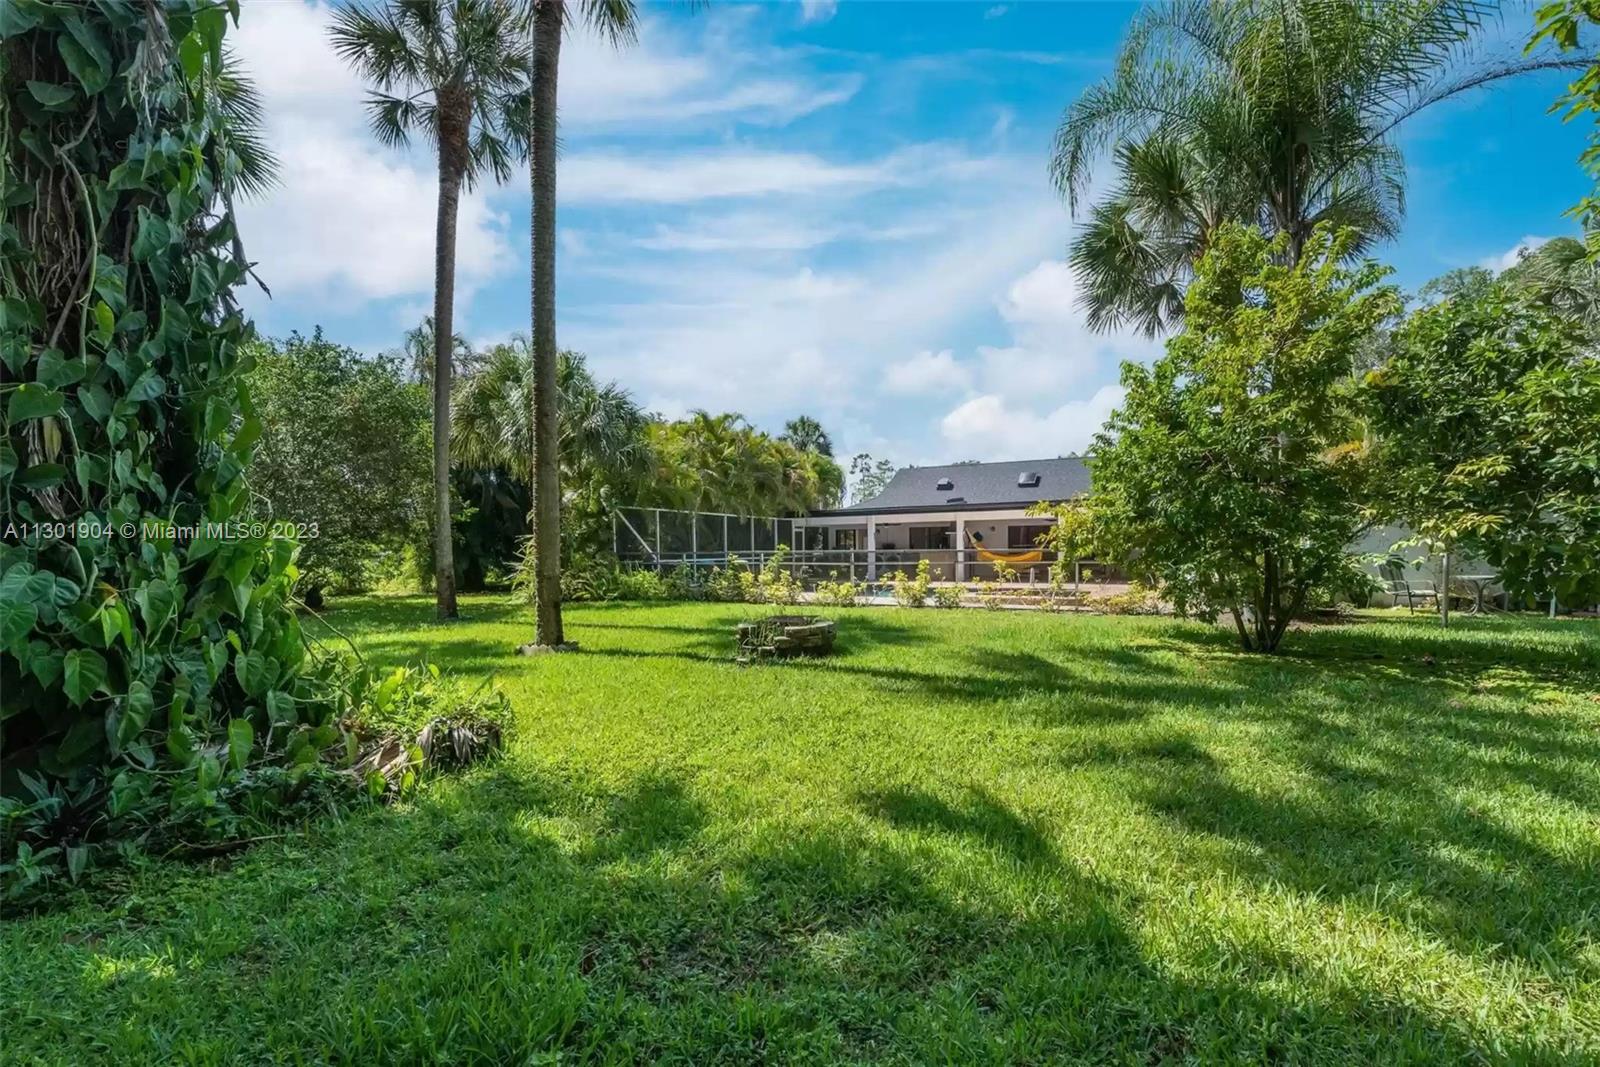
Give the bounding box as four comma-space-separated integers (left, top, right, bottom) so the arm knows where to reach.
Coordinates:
834, 528, 859, 550
1008, 523, 1051, 549
909, 526, 953, 550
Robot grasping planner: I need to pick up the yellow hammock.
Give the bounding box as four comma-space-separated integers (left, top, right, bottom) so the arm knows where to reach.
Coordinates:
966, 533, 1044, 565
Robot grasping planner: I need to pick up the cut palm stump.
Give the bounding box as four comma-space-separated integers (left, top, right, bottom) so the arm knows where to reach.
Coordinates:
736, 615, 836, 662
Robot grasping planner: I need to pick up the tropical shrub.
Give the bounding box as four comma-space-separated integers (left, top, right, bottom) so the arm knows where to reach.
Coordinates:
1088, 582, 1164, 616
813, 573, 865, 606
884, 559, 933, 607
749, 545, 802, 605
971, 562, 1018, 610
704, 557, 750, 603
247, 331, 430, 603
642, 413, 845, 516
931, 585, 963, 609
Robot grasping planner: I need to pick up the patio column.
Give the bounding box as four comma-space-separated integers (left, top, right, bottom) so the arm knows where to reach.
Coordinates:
866, 519, 877, 580
955, 517, 966, 582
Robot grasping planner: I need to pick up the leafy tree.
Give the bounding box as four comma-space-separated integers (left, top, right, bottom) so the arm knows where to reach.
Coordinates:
848, 453, 897, 505
0, 1, 368, 887
1090, 225, 1400, 652
527, 0, 641, 649
453, 338, 652, 574
247, 332, 431, 605
1417, 266, 1496, 306
1055, 0, 1584, 334
1364, 283, 1600, 610
644, 414, 843, 517
780, 415, 833, 457
330, 0, 531, 621
1531, 1, 1600, 253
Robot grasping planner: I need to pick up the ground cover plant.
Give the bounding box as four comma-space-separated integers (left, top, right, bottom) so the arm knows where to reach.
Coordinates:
4, 597, 1596, 1063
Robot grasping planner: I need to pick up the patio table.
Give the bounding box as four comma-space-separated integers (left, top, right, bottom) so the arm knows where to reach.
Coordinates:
1454, 574, 1502, 614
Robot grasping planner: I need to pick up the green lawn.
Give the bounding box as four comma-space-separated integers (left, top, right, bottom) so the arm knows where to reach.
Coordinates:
5, 597, 1599, 1064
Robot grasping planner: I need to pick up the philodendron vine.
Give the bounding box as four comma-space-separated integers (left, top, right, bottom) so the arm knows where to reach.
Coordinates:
0, 0, 469, 900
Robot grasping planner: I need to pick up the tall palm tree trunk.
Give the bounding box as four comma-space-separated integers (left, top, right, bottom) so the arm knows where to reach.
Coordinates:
432, 158, 462, 621
528, 0, 565, 647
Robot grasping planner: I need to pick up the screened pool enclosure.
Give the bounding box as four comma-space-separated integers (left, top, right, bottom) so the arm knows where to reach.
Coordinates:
611, 506, 1121, 587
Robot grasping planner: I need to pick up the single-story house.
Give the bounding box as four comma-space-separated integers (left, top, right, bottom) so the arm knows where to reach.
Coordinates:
615, 456, 1510, 604
793, 457, 1090, 582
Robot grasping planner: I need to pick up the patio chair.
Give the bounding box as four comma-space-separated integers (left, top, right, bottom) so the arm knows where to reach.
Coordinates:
1379, 561, 1438, 614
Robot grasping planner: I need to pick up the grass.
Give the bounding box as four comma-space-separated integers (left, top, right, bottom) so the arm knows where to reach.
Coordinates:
4, 597, 1599, 1064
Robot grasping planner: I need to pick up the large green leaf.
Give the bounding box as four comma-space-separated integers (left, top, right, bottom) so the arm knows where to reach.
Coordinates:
126, 369, 167, 402
265, 688, 295, 725
62, 648, 108, 705
57, 33, 109, 95
7, 384, 64, 421
227, 718, 253, 771
25, 80, 75, 106
0, 599, 37, 652
135, 578, 176, 634
36, 349, 86, 388
131, 210, 171, 262
18, 462, 67, 490
234, 649, 275, 698
119, 680, 155, 746
0, 565, 56, 604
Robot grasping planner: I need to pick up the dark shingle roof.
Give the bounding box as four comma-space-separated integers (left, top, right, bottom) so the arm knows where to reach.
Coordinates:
827, 457, 1090, 514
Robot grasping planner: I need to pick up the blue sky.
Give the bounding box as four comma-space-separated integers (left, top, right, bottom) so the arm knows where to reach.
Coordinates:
234, 0, 1590, 467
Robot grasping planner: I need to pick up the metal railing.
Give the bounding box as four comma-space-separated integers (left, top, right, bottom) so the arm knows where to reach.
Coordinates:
614, 547, 1126, 589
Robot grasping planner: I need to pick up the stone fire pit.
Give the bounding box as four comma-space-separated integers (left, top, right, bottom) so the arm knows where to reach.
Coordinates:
735, 615, 837, 662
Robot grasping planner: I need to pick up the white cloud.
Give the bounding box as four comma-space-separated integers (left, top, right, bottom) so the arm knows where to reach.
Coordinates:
984, 5, 1010, 18
1480, 235, 1553, 273
559, 143, 995, 204
974, 259, 1158, 405
560, 150, 893, 203
800, 0, 838, 24
882, 350, 972, 396
633, 213, 938, 252
232, 1, 512, 307
990, 107, 1015, 141
559, 183, 1065, 432
940, 386, 1125, 460
560, 20, 860, 128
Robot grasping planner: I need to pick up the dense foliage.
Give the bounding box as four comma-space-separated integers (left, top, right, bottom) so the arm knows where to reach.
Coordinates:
1531, 1, 1600, 251
246, 331, 430, 603
0, 0, 503, 901
1088, 225, 1398, 651
1366, 282, 1600, 607
641, 411, 844, 516
0, 1, 363, 890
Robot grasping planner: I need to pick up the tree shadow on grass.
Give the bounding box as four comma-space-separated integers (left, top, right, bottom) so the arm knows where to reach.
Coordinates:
856, 784, 1057, 867
33, 760, 1573, 1064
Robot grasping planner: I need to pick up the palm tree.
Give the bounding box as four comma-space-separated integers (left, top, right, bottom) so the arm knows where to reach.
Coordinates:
1053, 0, 1585, 335
453, 337, 650, 494
779, 415, 834, 457
400, 315, 476, 388
1505, 236, 1600, 328
330, 0, 531, 620
526, 0, 640, 648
